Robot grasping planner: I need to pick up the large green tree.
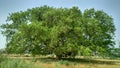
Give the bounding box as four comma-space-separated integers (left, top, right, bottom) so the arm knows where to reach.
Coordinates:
0, 6, 116, 59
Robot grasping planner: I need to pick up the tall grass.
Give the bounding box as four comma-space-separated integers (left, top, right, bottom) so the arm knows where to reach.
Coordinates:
0, 59, 41, 68
0, 54, 41, 68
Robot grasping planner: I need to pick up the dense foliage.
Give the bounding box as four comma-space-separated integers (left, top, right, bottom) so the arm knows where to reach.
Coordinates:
0, 6, 116, 59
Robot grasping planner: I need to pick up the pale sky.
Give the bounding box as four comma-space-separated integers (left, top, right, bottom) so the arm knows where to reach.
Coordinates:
0, 0, 120, 48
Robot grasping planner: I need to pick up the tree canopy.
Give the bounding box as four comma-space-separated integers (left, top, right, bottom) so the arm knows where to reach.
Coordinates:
0, 6, 116, 59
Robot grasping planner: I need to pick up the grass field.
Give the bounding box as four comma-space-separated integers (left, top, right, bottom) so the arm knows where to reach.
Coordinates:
33, 58, 120, 68
0, 54, 120, 68
7, 56, 120, 68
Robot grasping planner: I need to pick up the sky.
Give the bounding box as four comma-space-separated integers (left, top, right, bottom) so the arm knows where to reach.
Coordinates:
0, 0, 120, 48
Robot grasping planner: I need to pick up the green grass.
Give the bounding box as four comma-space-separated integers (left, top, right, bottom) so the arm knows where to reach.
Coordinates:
0, 54, 41, 68
58, 60, 71, 66
0, 59, 41, 68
